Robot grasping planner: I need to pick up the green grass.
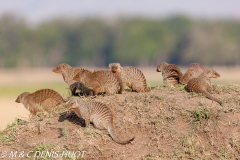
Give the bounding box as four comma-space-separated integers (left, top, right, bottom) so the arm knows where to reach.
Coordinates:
28, 143, 57, 160
0, 118, 26, 145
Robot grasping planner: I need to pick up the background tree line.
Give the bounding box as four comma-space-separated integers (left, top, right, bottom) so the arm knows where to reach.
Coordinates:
0, 14, 240, 68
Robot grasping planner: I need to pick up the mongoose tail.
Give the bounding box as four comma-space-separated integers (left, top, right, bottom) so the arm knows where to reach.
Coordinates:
202, 90, 224, 107
107, 125, 135, 145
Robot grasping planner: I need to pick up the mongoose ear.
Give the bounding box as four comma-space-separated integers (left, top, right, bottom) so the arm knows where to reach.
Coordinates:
109, 63, 113, 68
73, 73, 80, 81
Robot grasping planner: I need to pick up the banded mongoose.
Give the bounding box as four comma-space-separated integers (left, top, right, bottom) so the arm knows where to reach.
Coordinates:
109, 63, 150, 93
156, 62, 183, 86
73, 69, 119, 95
186, 69, 223, 107
67, 98, 135, 144
15, 89, 66, 115
52, 63, 92, 96
181, 63, 205, 84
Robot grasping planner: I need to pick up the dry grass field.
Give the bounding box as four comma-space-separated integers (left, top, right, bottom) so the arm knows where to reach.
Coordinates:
0, 66, 240, 159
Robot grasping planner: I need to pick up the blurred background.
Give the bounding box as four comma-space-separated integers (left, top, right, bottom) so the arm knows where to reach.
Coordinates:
0, 0, 240, 129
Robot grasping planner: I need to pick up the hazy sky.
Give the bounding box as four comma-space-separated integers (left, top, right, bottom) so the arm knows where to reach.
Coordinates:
1, 0, 240, 24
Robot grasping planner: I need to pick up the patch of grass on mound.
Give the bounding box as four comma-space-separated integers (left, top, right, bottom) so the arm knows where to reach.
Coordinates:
0, 118, 28, 145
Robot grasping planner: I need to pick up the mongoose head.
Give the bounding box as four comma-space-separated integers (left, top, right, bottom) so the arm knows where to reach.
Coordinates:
15, 92, 30, 103
156, 62, 169, 72
202, 69, 220, 78
67, 98, 79, 110
109, 63, 122, 73
67, 98, 83, 117
52, 63, 71, 74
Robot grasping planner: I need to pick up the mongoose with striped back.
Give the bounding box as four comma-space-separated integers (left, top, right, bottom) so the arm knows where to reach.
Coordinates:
109, 63, 150, 93
181, 63, 205, 84
73, 69, 119, 95
15, 89, 66, 115
156, 62, 183, 86
186, 69, 223, 107
52, 63, 93, 96
92, 69, 119, 94
67, 98, 135, 144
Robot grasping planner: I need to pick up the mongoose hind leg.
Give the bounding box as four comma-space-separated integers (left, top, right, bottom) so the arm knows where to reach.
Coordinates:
92, 119, 105, 130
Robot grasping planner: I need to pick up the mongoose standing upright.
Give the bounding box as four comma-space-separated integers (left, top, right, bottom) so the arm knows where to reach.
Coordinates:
73, 69, 119, 95
52, 63, 92, 96
15, 89, 66, 115
156, 62, 183, 86
109, 63, 150, 93
181, 63, 205, 84
186, 69, 223, 107
67, 98, 135, 144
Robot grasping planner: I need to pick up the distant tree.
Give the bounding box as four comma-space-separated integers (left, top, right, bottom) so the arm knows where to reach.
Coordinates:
0, 14, 240, 68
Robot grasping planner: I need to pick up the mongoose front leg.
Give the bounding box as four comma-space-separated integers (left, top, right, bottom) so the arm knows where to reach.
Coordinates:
115, 72, 123, 94
119, 82, 124, 94
84, 118, 91, 127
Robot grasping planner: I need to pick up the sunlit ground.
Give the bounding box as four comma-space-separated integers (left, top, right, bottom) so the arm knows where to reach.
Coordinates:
0, 66, 239, 130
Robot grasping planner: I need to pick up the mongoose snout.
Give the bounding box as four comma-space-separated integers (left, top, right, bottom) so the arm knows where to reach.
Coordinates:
67, 102, 77, 109
156, 66, 161, 72
211, 72, 220, 78
52, 67, 60, 73
15, 98, 20, 103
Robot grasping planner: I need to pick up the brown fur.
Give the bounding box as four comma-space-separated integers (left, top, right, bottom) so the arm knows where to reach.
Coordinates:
109, 63, 150, 93
52, 63, 91, 96
73, 69, 119, 95
156, 62, 183, 86
181, 63, 205, 84
68, 98, 135, 144
15, 89, 66, 115
186, 69, 223, 107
